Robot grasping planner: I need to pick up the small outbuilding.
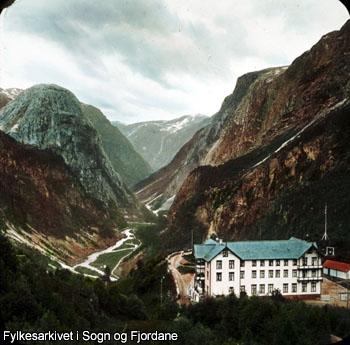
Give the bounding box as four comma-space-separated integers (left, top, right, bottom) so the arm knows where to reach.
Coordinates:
323, 260, 350, 280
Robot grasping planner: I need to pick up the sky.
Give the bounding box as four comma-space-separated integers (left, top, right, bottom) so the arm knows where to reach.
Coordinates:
0, 0, 348, 123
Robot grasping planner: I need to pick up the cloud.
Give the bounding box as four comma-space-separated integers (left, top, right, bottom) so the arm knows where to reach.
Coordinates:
1, 0, 348, 122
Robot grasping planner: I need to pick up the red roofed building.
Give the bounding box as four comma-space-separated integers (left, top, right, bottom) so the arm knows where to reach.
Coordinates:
323, 260, 350, 280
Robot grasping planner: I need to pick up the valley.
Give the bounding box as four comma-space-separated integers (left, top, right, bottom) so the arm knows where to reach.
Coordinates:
1, 2, 350, 343
73, 228, 141, 279
1, 19, 349, 284
1, 18, 350, 287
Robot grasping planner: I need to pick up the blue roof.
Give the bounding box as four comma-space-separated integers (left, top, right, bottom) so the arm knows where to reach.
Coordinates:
204, 238, 218, 245
194, 242, 225, 261
194, 237, 317, 261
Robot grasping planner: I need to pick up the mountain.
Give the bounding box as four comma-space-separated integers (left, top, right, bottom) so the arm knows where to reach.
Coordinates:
0, 84, 152, 261
115, 115, 210, 171
141, 20, 350, 255
134, 70, 280, 211
0, 84, 133, 207
0, 130, 127, 264
0, 88, 22, 109
81, 104, 152, 187
0, 87, 151, 187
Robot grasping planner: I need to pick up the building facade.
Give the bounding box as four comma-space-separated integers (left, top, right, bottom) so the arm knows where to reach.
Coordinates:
194, 237, 322, 299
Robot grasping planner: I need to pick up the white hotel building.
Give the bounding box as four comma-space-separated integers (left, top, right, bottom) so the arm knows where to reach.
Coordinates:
194, 237, 322, 299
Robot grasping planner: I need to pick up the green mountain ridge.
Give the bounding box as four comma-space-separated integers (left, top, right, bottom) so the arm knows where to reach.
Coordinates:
81, 104, 152, 187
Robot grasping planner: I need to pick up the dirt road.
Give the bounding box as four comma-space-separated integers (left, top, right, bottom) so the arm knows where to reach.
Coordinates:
73, 228, 138, 280
167, 252, 195, 305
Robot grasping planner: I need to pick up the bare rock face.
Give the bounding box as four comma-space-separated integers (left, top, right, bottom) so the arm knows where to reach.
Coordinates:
137, 20, 350, 213
163, 20, 350, 255
0, 85, 155, 263
0, 93, 10, 110
134, 69, 273, 209
0, 84, 152, 223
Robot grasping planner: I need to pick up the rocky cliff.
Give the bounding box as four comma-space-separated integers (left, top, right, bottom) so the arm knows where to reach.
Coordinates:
0, 85, 151, 221
137, 20, 350, 213
135, 68, 289, 210
162, 20, 350, 254
0, 84, 156, 263
0, 130, 126, 264
115, 115, 210, 171
81, 104, 152, 187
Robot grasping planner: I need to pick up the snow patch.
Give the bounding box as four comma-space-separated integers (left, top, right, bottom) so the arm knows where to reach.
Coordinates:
154, 195, 175, 214
161, 117, 191, 134
145, 194, 162, 215
1, 88, 23, 100
9, 123, 19, 133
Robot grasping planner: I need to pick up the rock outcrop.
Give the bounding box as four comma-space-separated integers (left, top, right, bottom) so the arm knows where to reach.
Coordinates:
0, 84, 156, 262
135, 68, 289, 209
0, 85, 132, 207
161, 20, 350, 254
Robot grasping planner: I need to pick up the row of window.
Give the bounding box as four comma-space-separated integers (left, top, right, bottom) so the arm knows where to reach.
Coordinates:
251, 259, 297, 267
235, 282, 318, 294
217, 258, 296, 269
216, 257, 319, 270
251, 269, 294, 279
216, 269, 320, 281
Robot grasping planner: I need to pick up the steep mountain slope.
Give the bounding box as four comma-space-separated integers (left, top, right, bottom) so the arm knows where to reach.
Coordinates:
0, 84, 148, 219
0, 85, 155, 263
115, 115, 210, 171
0, 92, 10, 109
165, 20, 350, 255
0, 131, 126, 264
135, 68, 286, 210
81, 104, 152, 187
0, 88, 22, 109
137, 20, 350, 213
0, 87, 151, 187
